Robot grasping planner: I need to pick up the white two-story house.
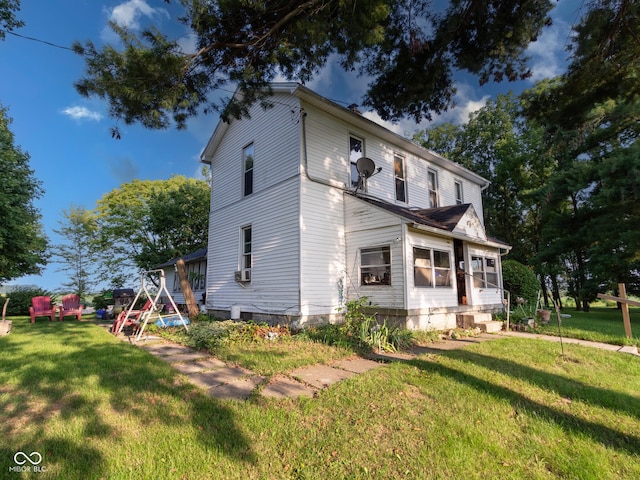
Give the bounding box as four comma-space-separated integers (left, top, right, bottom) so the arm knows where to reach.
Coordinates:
200, 83, 510, 331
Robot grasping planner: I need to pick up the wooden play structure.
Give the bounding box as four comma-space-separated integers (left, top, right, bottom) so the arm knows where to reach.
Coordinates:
112, 269, 189, 342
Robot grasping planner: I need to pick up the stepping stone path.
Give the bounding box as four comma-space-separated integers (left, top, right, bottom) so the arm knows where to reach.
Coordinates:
108, 326, 388, 401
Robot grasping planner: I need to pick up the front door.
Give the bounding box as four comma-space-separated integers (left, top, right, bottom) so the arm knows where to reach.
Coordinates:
454, 239, 467, 305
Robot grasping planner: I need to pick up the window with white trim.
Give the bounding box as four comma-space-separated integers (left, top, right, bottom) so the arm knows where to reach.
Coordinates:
241, 225, 252, 271
413, 247, 452, 287
394, 154, 407, 202
428, 169, 439, 207
360, 246, 391, 286
455, 180, 464, 205
243, 143, 254, 196
472, 256, 498, 288
349, 135, 364, 190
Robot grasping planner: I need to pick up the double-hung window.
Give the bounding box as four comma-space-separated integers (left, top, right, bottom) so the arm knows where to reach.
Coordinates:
472, 256, 498, 288
413, 247, 452, 287
428, 169, 439, 207
349, 135, 364, 190
241, 226, 252, 271
243, 143, 254, 196
394, 154, 407, 203
455, 180, 464, 205
360, 246, 391, 286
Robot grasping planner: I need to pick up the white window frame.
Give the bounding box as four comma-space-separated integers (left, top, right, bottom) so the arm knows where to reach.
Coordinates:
394, 153, 407, 203
454, 180, 464, 205
240, 225, 252, 271
360, 245, 391, 286
349, 135, 365, 190
471, 256, 498, 288
413, 247, 452, 288
428, 169, 439, 207
243, 143, 254, 197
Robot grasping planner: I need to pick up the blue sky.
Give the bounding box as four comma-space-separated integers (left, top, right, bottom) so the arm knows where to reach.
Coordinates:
1, 0, 579, 291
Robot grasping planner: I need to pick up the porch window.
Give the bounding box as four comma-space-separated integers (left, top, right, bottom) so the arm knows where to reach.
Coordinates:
360, 246, 391, 286
472, 256, 498, 288
394, 154, 407, 202
428, 169, 439, 207
349, 135, 364, 190
413, 247, 452, 287
243, 143, 254, 196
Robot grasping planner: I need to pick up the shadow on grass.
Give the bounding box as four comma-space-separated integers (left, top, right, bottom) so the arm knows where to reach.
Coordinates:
0, 320, 255, 478
406, 349, 640, 457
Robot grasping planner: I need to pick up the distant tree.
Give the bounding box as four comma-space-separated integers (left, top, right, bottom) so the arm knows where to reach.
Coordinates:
95, 176, 210, 286
52, 205, 99, 300
72, 0, 554, 129
0, 0, 23, 41
0, 104, 49, 284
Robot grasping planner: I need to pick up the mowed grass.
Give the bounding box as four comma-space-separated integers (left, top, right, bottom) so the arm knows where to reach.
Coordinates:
536, 306, 640, 347
1, 318, 640, 479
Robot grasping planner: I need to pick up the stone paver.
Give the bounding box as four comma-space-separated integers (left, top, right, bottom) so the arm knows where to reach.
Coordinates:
332, 357, 381, 374
139, 343, 194, 356
208, 376, 265, 400
261, 375, 316, 399
165, 352, 210, 363
188, 366, 253, 389
290, 364, 355, 389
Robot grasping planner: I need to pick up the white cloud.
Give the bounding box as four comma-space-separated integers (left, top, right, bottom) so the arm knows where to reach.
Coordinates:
526, 17, 571, 82
61, 106, 103, 122
101, 0, 169, 43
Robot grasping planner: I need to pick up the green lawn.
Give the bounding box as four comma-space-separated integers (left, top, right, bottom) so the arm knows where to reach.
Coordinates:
1, 318, 640, 479
535, 306, 640, 347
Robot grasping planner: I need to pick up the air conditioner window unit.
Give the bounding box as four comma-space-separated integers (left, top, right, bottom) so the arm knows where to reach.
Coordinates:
235, 269, 251, 282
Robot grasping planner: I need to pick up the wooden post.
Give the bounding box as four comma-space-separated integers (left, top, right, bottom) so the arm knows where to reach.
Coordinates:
597, 283, 638, 339
176, 258, 200, 319
619, 283, 633, 339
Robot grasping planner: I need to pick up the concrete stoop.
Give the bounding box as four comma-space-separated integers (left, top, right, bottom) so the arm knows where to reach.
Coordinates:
457, 313, 503, 333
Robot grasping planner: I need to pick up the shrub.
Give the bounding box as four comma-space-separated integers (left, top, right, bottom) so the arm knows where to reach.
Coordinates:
502, 259, 540, 304
3, 286, 56, 316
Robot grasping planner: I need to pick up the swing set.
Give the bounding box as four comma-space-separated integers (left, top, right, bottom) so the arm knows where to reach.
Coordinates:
112, 269, 189, 342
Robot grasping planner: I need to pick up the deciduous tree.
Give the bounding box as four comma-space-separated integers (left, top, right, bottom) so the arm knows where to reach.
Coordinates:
72, 0, 554, 130
0, 104, 48, 284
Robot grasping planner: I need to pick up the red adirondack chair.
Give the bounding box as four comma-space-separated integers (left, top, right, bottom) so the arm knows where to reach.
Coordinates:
59, 294, 84, 321
29, 296, 57, 323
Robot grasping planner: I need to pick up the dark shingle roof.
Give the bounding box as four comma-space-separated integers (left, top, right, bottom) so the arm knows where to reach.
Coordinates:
155, 247, 207, 269
351, 194, 471, 232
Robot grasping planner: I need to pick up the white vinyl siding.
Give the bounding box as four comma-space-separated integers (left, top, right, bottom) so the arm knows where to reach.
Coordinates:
299, 178, 346, 317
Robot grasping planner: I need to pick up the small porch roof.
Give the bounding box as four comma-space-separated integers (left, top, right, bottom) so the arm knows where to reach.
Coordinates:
348, 193, 511, 250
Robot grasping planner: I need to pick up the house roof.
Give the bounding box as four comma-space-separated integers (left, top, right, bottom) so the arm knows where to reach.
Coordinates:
348, 193, 510, 249
155, 247, 208, 269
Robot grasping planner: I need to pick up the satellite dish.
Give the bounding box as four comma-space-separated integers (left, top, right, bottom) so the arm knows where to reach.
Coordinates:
356, 157, 376, 179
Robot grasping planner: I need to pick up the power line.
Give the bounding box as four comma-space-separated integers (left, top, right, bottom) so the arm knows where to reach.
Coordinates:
1, 29, 77, 53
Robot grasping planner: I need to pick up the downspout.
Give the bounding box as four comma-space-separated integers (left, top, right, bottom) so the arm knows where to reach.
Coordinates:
300, 109, 347, 190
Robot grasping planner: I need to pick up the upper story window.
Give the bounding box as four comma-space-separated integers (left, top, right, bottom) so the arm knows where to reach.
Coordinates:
455, 180, 464, 205
394, 154, 407, 203
360, 245, 391, 286
349, 135, 364, 190
472, 256, 498, 288
243, 143, 254, 196
413, 247, 452, 287
428, 169, 439, 207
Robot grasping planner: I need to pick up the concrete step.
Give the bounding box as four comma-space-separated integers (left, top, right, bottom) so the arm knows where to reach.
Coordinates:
474, 320, 503, 333
457, 312, 493, 328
